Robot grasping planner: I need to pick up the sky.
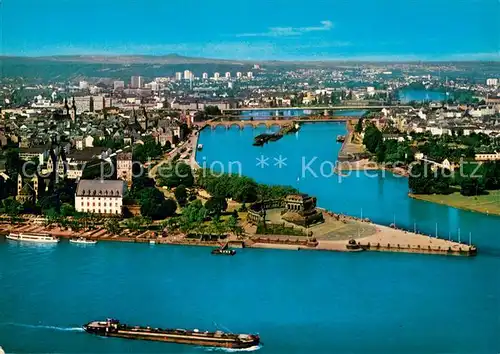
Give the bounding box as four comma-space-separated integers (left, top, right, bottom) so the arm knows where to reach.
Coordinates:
1, 0, 499, 60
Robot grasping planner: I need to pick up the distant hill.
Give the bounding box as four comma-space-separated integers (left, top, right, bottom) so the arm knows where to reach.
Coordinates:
0, 55, 498, 83
28, 54, 253, 65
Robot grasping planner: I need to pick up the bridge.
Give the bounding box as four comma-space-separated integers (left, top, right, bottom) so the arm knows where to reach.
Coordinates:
199, 117, 358, 130
222, 105, 414, 113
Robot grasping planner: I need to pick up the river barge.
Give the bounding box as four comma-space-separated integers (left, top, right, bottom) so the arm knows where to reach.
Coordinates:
83, 319, 260, 349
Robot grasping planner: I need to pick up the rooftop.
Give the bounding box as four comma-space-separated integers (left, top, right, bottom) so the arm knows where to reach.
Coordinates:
76, 179, 125, 197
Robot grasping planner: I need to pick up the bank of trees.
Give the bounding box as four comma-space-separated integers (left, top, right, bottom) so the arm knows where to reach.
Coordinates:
408, 159, 500, 196
409, 162, 451, 195
196, 170, 297, 203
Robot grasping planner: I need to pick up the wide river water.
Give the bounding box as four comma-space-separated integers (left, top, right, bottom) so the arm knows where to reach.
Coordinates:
1, 123, 499, 353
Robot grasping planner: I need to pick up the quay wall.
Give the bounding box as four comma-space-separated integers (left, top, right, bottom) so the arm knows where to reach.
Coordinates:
357, 242, 476, 256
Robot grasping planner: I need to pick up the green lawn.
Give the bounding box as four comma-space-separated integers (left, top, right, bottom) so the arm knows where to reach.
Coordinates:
410, 190, 500, 216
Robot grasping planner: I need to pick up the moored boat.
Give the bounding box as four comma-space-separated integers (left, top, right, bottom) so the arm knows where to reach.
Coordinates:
211, 249, 236, 256
197, 144, 203, 151
83, 319, 259, 349
6, 232, 59, 243
69, 237, 97, 245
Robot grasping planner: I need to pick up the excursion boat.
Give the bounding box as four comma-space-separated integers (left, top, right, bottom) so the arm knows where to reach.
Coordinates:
6, 232, 59, 243
69, 237, 97, 245
83, 319, 260, 349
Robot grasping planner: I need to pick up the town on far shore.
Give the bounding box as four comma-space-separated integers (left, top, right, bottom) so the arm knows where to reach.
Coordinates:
1, 61, 499, 256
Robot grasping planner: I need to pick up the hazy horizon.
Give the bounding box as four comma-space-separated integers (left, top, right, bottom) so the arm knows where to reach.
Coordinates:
1, 0, 498, 61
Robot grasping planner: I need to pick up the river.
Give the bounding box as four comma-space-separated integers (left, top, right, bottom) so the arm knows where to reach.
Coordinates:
1, 123, 499, 353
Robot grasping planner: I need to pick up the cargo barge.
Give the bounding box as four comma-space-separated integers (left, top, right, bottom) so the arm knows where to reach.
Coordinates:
83, 319, 260, 349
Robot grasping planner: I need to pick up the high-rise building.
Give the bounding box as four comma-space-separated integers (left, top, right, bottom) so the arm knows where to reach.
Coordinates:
225, 72, 231, 79
228, 82, 234, 89
184, 70, 193, 80
247, 72, 254, 79
131, 76, 144, 89
113, 81, 125, 90
213, 72, 220, 80
202, 72, 208, 79
486, 78, 498, 86
253, 64, 260, 69
175, 72, 182, 81
236, 72, 242, 79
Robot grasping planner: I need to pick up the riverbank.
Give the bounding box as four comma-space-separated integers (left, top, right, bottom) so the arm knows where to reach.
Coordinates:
409, 191, 500, 216
0, 213, 476, 257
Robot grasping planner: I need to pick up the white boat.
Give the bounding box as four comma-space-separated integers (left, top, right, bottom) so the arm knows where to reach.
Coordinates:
197, 144, 203, 150
69, 237, 97, 245
6, 232, 59, 243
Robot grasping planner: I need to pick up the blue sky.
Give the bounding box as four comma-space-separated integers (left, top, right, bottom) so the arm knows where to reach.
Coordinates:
1, 0, 499, 60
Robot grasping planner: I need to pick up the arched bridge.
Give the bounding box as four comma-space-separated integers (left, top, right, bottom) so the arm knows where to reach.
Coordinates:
203, 120, 294, 130
200, 117, 358, 130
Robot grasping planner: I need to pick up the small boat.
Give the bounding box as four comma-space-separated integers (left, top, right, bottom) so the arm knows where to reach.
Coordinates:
149, 240, 156, 245
69, 237, 97, 245
336, 135, 345, 143
211, 249, 236, 256
197, 144, 203, 151
6, 232, 59, 243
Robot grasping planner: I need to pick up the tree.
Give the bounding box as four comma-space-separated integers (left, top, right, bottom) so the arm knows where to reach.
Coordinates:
210, 215, 227, 239
141, 196, 177, 220
126, 216, 149, 231
409, 162, 450, 195
171, 200, 206, 235
226, 215, 243, 237
157, 162, 194, 188
131, 176, 155, 198
0, 197, 22, 216
133, 137, 164, 163
60, 203, 76, 217
204, 106, 222, 116
174, 185, 188, 206
363, 125, 383, 153
204, 196, 228, 217
375, 142, 386, 162
105, 218, 121, 235
460, 177, 485, 196
355, 118, 364, 133
138, 187, 177, 219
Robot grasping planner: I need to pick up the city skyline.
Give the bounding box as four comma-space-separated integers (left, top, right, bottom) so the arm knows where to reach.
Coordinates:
1, 0, 499, 61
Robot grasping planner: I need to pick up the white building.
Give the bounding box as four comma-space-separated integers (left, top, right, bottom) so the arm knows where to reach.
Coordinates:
131, 76, 144, 89
469, 106, 496, 118
75, 180, 125, 215
247, 72, 253, 79
236, 72, 242, 79
486, 78, 498, 86
225, 72, 231, 79
202, 72, 208, 79
213, 72, 220, 80
175, 72, 182, 81
184, 70, 193, 80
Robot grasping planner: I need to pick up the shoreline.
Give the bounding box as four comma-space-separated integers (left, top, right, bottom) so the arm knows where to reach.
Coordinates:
409, 192, 500, 217
1, 213, 477, 257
